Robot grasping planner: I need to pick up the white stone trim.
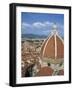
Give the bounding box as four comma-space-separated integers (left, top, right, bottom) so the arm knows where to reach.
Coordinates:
54, 34, 57, 59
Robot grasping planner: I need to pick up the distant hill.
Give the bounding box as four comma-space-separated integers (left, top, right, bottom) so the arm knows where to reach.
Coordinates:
22, 34, 64, 40
22, 34, 48, 39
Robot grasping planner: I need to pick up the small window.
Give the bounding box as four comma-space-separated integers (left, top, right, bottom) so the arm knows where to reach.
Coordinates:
48, 63, 51, 66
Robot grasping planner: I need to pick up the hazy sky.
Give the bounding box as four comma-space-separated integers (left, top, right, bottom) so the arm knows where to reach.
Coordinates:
21, 12, 64, 37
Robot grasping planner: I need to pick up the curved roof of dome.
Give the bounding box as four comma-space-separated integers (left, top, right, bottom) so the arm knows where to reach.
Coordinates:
40, 32, 64, 64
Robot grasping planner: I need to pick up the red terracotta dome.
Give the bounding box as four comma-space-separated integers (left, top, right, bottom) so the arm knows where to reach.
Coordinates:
41, 24, 64, 64
36, 67, 54, 76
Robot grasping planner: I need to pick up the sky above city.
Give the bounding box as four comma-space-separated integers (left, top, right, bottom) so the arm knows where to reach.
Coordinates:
21, 12, 64, 37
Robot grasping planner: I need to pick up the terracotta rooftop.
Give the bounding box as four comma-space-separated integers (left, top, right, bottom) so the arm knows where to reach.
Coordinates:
36, 66, 53, 76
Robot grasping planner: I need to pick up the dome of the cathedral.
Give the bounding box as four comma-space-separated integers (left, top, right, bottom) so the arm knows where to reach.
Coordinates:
40, 24, 64, 64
